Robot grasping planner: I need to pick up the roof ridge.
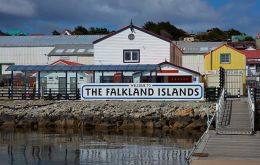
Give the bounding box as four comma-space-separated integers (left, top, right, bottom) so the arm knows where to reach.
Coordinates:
50, 59, 83, 66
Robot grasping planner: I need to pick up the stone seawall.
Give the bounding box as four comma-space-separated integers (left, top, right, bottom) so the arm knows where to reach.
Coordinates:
0, 100, 215, 131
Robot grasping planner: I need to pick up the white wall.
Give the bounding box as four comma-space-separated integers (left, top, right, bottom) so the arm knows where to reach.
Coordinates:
94, 28, 171, 65
35, 72, 92, 91
182, 54, 205, 74
48, 56, 94, 65
0, 47, 53, 65
159, 63, 200, 83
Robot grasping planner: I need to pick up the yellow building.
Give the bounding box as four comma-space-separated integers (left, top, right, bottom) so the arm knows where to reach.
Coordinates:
205, 44, 246, 71
204, 44, 246, 96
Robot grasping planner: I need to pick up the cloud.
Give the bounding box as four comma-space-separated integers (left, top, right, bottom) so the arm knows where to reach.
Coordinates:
33, 0, 219, 28
0, 0, 258, 36
0, 0, 36, 17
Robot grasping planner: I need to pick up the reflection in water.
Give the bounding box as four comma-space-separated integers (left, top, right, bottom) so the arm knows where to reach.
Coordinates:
0, 129, 201, 165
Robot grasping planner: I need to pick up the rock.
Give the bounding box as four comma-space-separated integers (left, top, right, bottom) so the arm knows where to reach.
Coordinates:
0, 100, 212, 131
162, 125, 169, 131
200, 112, 207, 119
185, 120, 206, 130
175, 108, 194, 117
0, 121, 15, 128
95, 123, 115, 129
170, 121, 189, 129
120, 120, 134, 129
134, 120, 144, 129
146, 121, 154, 129
54, 120, 66, 128
45, 121, 56, 128
154, 121, 166, 129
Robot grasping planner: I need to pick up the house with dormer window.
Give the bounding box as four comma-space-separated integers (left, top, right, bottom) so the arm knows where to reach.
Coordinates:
93, 23, 182, 66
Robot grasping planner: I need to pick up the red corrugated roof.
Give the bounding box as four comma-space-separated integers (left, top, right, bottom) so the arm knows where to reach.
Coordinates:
50, 59, 83, 66
240, 50, 260, 59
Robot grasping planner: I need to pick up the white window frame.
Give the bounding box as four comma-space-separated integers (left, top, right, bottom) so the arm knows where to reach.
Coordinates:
220, 53, 231, 64
123, 50, 140, 63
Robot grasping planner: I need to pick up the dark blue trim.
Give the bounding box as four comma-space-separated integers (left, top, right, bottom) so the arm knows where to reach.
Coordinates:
152, 84, 201, 87
82, 85, 128, 87
81, 97, 203, 100
81, 84, 204, 100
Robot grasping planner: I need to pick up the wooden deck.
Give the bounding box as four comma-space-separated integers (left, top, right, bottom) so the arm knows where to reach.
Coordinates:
217, 99, 252, 134
191, 98, 260, 164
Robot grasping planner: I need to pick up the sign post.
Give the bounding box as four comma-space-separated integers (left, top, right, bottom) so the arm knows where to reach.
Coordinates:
81, 83, 204, 101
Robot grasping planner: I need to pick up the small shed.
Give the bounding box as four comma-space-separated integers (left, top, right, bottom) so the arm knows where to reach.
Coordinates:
140, 61, 201, 83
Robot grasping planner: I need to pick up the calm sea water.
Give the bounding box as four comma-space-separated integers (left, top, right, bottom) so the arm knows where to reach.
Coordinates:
0, 129, 201, 165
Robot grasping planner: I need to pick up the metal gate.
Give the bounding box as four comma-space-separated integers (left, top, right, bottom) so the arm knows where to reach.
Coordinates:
224, 69, 244, 97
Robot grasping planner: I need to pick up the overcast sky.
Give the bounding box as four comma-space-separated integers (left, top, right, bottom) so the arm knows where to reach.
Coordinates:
0, 0, 259, 36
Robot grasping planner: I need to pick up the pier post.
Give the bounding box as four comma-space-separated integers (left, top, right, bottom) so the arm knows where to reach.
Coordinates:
65, 71, 68, 100
149, 71, 152, 83
23, 71, 27, 99
121, 71, 124, 83
155, 71, 158, 83
11, 71, 13, 99
38, 71, 41, 99
75, 72, 78, 99
101, 71, 104, 83
93, 71, 95, 83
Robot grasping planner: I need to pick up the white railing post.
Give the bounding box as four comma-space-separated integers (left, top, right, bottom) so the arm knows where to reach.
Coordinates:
215, 88, 225, 133
216, 103, 219, 131
247, 87, 255, 134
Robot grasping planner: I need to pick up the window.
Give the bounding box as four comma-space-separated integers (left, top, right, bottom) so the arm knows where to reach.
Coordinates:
102, 76, 114, 83
60, 56, 70, 60
123, 50, 140, 63
77, 49, 85, 53
55, 49, 64, 53
65, 49, 75, 53
220, 53, 231, 63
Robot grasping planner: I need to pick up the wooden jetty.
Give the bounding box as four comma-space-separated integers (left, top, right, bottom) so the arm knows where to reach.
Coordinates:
188, 89, 260, 165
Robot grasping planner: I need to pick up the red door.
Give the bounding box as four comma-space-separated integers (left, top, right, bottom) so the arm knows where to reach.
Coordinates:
113, 73, 122, 83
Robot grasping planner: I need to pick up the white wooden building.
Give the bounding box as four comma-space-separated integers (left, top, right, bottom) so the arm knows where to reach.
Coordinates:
0, 35, 103, 75
93, 24, 182, 66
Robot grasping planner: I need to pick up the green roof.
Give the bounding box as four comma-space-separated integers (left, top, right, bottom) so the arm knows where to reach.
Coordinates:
6, 30, 29, 36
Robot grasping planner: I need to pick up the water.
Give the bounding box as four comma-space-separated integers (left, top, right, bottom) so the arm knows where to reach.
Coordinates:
0, 129, 201, 165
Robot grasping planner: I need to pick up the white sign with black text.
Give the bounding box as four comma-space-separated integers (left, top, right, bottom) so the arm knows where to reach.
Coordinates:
81, 83, 204, 101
